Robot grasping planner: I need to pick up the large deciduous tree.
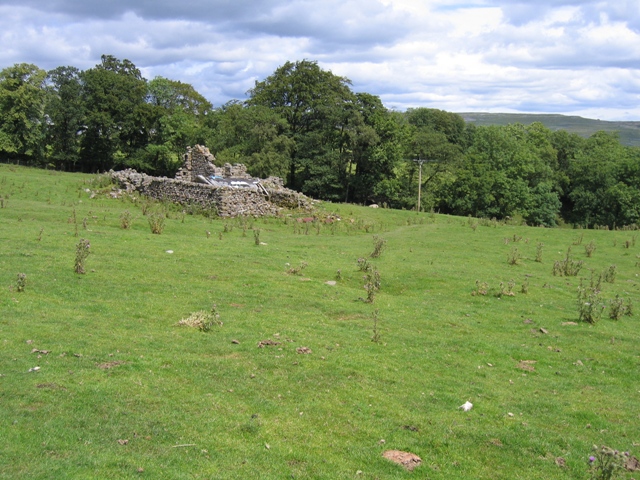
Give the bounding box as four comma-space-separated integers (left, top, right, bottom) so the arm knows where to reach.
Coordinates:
567, 132, 640, 227
440, 123, 561, 225
0, 63, 47, 163
79, 55, 152, 172
247, 60, 355, 197
44, 66, 85, 170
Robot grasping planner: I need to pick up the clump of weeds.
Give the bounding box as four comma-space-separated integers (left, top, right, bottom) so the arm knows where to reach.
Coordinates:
120, 210, 133, 229
16, 273, 27, 292
497, 280, 516, 297
472, 280, 488, 296
370, 235, 387, 258
608, 295, 633, 320
371, 309, 382, 343
577, 279, 605, 324
74, 239, 91, 274
602, 265, 617, 283
177, 304, 222, 332
361, 268, 381, 303
584, 240, 596, 257
148, 212, 165, 234
286, 262, 308, 275
553, 247, 584, 276
507, 247, 522, 265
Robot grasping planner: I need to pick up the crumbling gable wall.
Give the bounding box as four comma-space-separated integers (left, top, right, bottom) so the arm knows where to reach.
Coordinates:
175, 145, 252, 182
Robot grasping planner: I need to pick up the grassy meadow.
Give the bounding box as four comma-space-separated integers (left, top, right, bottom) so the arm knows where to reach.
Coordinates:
1, 164, 639, 479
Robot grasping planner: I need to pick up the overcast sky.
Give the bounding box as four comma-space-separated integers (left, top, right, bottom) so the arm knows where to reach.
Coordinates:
1, 0, 639, 120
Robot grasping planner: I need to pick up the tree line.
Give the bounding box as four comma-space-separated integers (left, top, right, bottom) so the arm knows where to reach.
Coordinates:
1, 56, 639, 228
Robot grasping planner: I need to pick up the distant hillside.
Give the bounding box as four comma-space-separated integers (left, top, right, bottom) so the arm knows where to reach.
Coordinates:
458, 112, 640, 147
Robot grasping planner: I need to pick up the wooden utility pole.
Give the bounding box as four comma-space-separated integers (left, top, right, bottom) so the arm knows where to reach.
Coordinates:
413, 158, 427, 212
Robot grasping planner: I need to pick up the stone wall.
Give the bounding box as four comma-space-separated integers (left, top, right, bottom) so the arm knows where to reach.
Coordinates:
175, 145, 251, 182
109, 169, 313, 217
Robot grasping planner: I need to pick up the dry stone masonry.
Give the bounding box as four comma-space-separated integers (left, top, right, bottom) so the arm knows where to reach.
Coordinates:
110, 145, 313, 217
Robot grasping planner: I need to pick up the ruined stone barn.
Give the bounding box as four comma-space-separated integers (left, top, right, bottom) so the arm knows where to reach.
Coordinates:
110, 145, 313, 217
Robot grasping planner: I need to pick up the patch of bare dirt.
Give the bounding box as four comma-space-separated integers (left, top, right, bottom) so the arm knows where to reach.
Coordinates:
97, 361, 126, 370
517, 360, 537, 372
257, 340, 281, 348
296, 347, 312, 354
36, 383, 65, 390
626, 456, 640, 471
382, 450, 422, 471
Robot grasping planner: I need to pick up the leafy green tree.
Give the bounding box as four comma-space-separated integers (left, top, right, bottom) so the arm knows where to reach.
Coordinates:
44, 66, 85, 170
142, 76, 213, 176
406, 108, 466, 146
567, 132, 640, 227
207, 102, 293, 180
79, 55, 152, 172
247, 60, 355, 195
0, 63, 47, 163
440, 124, 561, 225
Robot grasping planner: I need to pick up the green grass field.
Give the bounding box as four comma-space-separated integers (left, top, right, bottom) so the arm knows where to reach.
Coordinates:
1, 164, 639, 479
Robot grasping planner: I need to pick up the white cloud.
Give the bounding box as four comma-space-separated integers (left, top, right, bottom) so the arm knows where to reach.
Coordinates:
0, 0, 639, 119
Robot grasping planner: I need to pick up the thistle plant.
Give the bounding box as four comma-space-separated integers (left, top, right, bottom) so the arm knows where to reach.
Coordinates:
120, 210, 132, 229
553, 247, 584, 276
584, 240, 596, 257
371, 309, 382, 343
535, 242, 544, 262
370, 235, 387, 258
16, 273, 27, 292
357, 257, 372, 272
472, 280, 488, 296
362, 268, 381, 303
577, 279, 604, 324
254, 229, 261, 245
148, 212, 165, 234
286, 261, 308, 275
74, 239, 91, 274
608, 295, 633, 320
587, 445, 630, 480
602, 265, 617, 283
507, 247, 521, 265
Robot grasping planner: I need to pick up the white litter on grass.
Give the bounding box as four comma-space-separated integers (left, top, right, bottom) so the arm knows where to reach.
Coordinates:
459, 401, 473, 411
28, 366, 40, 372
166, 250, 174, 254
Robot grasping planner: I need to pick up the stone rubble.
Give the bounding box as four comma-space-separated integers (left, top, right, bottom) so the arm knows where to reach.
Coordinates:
109, 145, 314, 217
